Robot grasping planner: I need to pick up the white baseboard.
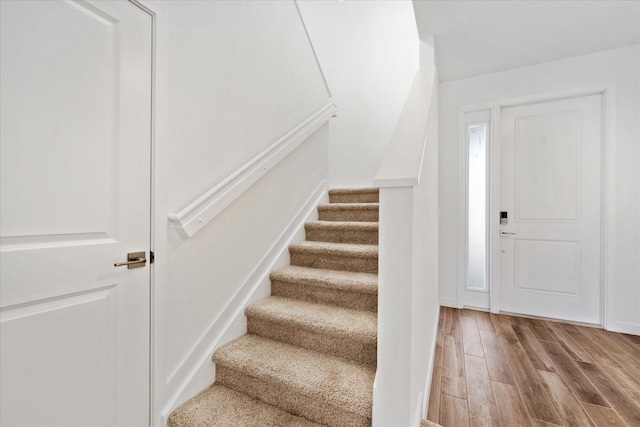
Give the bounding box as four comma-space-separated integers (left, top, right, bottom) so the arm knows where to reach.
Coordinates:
160, 181, 328, 423
419, 304, 441, 424
413, 392, 424, 427
608, 321, 640, 335
439, 296, 460, 308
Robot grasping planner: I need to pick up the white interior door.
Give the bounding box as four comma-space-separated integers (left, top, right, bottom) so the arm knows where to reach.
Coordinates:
498, 94, 602, 324
0, 1, 152, 426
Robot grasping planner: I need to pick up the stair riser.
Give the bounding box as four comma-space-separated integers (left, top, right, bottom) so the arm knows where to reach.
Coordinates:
215, 367, 371, 427
290, 251, 377, 274
329, 193, 379, 203
247, 317, 376, 366
305, 227, 378, 245
271, 281, 377, 312
318, 209, 378, 222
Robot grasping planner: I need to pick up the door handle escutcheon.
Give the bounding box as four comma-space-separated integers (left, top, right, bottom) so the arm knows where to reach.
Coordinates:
114, 251, 147, 269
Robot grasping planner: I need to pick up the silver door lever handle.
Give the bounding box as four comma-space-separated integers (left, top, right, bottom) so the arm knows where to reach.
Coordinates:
114, 251, 147, 269
500, 230, 516, 236
114, 257, 146, 267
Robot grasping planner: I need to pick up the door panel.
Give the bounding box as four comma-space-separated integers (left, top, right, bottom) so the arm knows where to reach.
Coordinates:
0, 1, 152, 425
499, 95, 601, 324
514, 239, 579, 295
1, 287, 117, 426
515, 111, 580, 222
0, 0, 118, 240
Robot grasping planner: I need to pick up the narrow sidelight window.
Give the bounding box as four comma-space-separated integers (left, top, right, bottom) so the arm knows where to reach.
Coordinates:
467, 124, 487, 291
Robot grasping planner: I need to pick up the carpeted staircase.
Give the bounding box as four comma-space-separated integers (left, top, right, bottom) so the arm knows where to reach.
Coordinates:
167, 188, 443, 427
168, 188, 380, 427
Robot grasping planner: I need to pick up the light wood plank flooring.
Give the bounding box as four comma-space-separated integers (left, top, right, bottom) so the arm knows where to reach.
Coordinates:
427, 307, 640, 427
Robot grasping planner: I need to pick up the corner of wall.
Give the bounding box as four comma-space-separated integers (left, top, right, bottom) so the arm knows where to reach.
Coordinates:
419, 37, 435, 69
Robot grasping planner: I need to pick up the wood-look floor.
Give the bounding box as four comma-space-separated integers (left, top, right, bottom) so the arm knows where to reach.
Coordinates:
427, 307, 640, 427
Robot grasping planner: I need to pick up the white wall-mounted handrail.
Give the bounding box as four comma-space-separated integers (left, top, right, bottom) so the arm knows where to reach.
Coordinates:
168, 102, 337, 239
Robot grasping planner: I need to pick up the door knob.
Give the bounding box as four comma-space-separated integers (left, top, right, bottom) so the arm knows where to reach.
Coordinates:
500, 230, 516, 237
114, 251, 147, 269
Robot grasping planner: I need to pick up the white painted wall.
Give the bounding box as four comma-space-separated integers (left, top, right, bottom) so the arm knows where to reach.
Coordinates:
439, 45, 640, 333
373, 39, 439, 426
162, 1, 328, 202
410, 76, 440, 426
143, 1, 332, 423
297, 0, 420, 187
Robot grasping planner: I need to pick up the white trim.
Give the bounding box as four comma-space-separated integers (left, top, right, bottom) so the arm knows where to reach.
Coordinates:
439, 296, 461, 309
457, 111, 492, 311
419, 304, 441, 424
608, 321, 640, 335
458, 84, 617, 111
160, 181, 328, 422
293, 0, 332, 98
489, 106, 501, 314
456, 111, 468, 312
458, 84, 616, 326
125, 2, 156, 424
413, 393, 424, 427
456, 110, 466, 311
601, 86, 617, 331
134, 2, 167, 425
168, 103, 337, 239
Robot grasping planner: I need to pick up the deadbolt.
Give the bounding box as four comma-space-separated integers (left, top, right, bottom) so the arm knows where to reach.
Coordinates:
500, 211, 508, 225
114, 251, 147, 269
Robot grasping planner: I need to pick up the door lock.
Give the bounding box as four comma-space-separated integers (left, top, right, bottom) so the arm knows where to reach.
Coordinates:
114, 251, 147, 269
500, 211, 508, 225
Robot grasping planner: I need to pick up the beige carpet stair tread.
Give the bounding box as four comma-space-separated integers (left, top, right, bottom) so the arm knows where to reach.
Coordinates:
305, 221, 378, 245
246, 296, 377, 364
168, 384, 322, 427
317, 203, 379, 211
317, 203, 379, 222
289, 241, 378, 259
213, 334, 375, 417
290, 241, 378, 274
246, 296, 377, 343
305, 220, 378, 231
328, 188, 379, 196
270, 266, 378, 313
270, 265, 377, 294
328, 188, 379, 203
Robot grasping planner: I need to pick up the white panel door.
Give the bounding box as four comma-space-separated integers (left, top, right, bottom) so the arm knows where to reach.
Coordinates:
499, 95, 601, 324
0, 1, 151, 426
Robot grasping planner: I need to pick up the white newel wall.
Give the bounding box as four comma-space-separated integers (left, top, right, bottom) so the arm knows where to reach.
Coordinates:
439, 45, 640, 333
373, 40, 440, 427
296, 0, 419, 187
141, 1, 333, 424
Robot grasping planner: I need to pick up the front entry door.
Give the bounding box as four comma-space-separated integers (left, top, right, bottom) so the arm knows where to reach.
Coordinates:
1, 1, 152, 425
498, 94, 602, 324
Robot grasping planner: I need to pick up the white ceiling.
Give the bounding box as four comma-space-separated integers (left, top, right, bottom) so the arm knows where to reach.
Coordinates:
413, 0, 640, 82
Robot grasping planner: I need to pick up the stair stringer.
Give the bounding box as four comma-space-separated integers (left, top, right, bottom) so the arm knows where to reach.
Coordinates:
160, 181, 329, 424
